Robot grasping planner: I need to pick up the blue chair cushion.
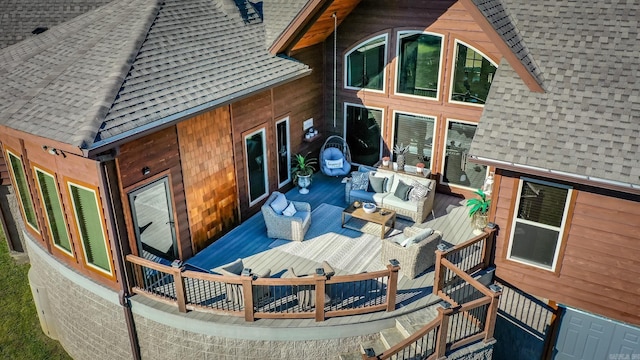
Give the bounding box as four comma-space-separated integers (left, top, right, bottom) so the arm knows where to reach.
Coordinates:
322, 147, 351, 176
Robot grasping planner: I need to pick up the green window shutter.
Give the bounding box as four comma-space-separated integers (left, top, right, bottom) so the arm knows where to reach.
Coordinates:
36, 169, 71, 254
7, 152, 39, 231
69, 184, 111, 274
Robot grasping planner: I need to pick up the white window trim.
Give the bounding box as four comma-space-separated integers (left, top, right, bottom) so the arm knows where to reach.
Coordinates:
391, 110, 438, 173
67, 181, 112, 276
33, 166, 73, 257
245, 128, 269, 207
506, 178, 573, 272
343, 102, 385, 166
275, 117, 291, 188
5, 149, 40, 234
448, 39, 498, 108
394, 30, 445, 101
439, 118, 484, 191
344, 33, 388, 94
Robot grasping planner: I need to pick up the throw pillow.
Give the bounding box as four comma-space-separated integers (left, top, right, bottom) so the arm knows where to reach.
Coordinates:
351, 171, 369, 191
414, 228, 434, 242
400, 235, 416, 247
270, 193, 288, 214
409, 181, 430, 202
368, 174, 387, 193
393, 180, 413, 201
282, 201, 297, 217
325, 158, 343, 169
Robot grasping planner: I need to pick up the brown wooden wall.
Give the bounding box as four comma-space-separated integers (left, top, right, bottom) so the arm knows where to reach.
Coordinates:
0, 127, 119, 289
176, 107, 238, 252
325, 0, 502, 198
117, 126, 192, 260
491, 170, 640, 326
232, 44, 325, 221
0, 150, 9, 186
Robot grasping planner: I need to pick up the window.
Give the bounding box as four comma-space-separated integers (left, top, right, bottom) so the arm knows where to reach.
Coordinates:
441, 120, 486, 189
6, 149, 39, 232
507, 179, 571, 270
396, 31, 443, 99
450, 41, 497, 105
344, 104, 383, 166
34, 167, 72, 255
245, 128, 268, 205
345, 35, 387, 91
68, 182, 112, 275
392, 112, 436, 169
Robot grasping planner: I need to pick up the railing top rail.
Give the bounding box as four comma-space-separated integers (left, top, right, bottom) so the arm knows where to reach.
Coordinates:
440, 258, 497, 298
441, 228, 495, 255
326, 269, 391, 283
452, 296, 492, 313
377, 314, 442, 360
182, 270, 245, 283
126, 254, 177, 273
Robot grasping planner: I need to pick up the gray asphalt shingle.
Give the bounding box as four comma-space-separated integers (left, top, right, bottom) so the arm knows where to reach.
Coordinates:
470, 0, 640, 188
263, 0, 309, 48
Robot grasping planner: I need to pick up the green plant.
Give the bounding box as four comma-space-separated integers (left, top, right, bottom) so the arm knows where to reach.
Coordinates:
467, 189, 491, 217
393, 143, 409, 155
291, 153, 317, 184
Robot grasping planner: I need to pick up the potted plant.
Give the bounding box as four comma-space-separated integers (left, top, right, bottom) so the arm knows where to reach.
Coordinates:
416, 162, 425, 174
382, 156, 390, 167
291, 153, 317, 194
467, 189, 491, 234
393, 143, 409, 171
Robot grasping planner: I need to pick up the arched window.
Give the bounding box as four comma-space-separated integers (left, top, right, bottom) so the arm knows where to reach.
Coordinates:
396, 31, 444, 99
344, 34, 387, 91
450, 40, 497, 105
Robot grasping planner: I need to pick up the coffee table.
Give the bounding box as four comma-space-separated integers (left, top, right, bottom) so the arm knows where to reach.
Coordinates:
341, 202, 396, 239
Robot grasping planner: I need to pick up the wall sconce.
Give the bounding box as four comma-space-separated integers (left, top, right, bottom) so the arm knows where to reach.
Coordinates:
42, 145, 61, 156
141, 166, 150, 176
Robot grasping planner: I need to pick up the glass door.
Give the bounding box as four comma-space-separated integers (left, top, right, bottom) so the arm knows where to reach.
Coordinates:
276, 117, 291, 187
128, 177, 178, 261
245, 128, 268, 206
344, 104, 383, 166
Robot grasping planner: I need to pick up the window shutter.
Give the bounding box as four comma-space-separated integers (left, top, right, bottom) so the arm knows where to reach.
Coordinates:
70, 184, 111, 274
7, 152, 39, 231
36, 170, 71, 253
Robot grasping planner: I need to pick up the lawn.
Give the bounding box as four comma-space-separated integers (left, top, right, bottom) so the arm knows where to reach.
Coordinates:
0, 230, 71, 360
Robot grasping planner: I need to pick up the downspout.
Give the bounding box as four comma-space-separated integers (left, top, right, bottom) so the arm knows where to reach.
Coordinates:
332, 12, 337, 129
98, 158, 142, 360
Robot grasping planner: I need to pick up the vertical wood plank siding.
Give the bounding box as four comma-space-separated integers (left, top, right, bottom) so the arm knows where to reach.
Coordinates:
176, 107, 238, 252
117, 126, 192, 260
492, 171, 640, 326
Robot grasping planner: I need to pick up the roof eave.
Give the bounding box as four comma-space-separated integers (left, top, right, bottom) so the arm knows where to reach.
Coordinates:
268, 0, 330, 55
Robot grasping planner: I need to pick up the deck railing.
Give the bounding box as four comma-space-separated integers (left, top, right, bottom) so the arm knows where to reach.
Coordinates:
126, 254, 399, 322
363, 228, 501, 360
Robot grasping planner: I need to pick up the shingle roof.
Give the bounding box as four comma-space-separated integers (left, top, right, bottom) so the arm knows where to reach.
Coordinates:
97, 0, 310, 144
263, 0, 309, 48
0, 0, 160, 148
0, 0, 111, 49
470, 0, 640, 189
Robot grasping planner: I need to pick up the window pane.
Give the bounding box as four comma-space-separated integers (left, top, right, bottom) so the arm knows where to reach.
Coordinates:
345, 105, 382, 166
510, 221, 559, 268
7, 152, 39, 231
347, 36, 385, 90
517, 181, 569, 227
443, 121, 486, 188
246, 130, 267, 204
36, 169, 71, 253
397, 33, 442, 98
393, 113, 435, 168
451, 43, 496, 104
69, 184, 111, 273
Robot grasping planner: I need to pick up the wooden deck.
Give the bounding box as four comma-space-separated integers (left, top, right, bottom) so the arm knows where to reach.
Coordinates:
144, 173, 477, 328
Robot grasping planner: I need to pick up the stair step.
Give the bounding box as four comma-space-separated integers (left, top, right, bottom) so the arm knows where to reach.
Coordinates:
380, 327, 406, 349
396, 307, 440, 337
359, 339, 386, 358
396, 317, 423, 338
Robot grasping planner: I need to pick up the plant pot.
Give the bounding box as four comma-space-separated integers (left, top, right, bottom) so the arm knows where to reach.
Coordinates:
297, 174, 311, 194
382, 160, 389, 167
416, 167, 423, 174
472, 213, 488, 235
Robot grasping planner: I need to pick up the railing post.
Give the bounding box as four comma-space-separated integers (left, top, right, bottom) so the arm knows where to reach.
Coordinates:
385, 262, 400, 312
242, 272, 255, 322
173, 267, 187, 313
315, 272, 326, 322
433, 246, 447, 295
435, 305, 452, 359
482, 228, 496, 269
484, 285, 502, 342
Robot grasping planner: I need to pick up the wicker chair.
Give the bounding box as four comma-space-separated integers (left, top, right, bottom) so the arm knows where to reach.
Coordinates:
261, 192, 311, 241
381, 227, 442, 279
320, 135, 352, 176
283, 261, 335, 309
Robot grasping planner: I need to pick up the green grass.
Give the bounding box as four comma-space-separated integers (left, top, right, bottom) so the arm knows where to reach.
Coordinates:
0, 230, 71, 360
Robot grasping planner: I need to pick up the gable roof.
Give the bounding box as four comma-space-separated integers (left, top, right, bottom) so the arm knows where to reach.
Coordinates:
0, 0, 111, 49
263, 0, 309, 48
469, 0, 640, 192
0, 0, 311, 153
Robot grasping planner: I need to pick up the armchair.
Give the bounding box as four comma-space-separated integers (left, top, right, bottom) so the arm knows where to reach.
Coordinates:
261, 192, 311, 241
283, 261, 335, 309
218, 258, 272, 307
381, 227, 442, 279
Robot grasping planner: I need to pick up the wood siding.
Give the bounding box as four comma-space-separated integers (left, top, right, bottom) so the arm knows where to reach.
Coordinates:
324, 0, 501, 198
232, 44, 325, 221
117, 126, 192, 260
492, 171, 640, 326
177, 107, 238, 253
0, 150, 8, 186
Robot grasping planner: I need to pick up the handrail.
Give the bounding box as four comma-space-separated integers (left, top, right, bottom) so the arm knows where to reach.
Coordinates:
126, 254, 400, 322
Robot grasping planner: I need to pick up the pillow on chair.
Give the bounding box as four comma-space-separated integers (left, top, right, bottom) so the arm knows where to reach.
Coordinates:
282, 202, 297, 217
270, 193, 289, 214
325, 158, 344, 169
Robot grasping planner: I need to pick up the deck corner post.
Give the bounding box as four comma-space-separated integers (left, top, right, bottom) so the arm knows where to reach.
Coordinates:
435, 306, 451, 358
386, 263, 399, 312
482, 228, 497, 269
484, 289, 502, 342
242, 275, 255, 321
433, 249, 445, 295
314, 274, 326, 322
173, 267, 187, 313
